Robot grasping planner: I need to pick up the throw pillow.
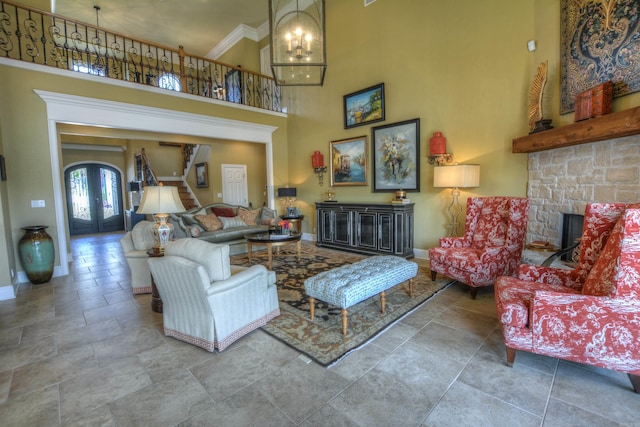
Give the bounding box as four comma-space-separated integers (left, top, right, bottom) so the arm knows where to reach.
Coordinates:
582, 215, 624, 296
238, 208, 261, 226
181, 208, 207, 226
219, 215, 247, 229
211, 207, 236, 218
190, 225, 203, 237
261, 217, 279, 226
195, 213, 223, 231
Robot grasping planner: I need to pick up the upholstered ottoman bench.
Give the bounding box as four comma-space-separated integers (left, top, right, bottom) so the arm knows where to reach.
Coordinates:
304, 255, 418, 335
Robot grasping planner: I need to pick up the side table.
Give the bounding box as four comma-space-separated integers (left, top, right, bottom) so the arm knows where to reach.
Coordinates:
280, 215, 304, 233
147, 249, 164, 313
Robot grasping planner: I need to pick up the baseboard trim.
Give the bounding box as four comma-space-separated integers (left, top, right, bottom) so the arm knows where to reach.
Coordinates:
0, 284, 16, 300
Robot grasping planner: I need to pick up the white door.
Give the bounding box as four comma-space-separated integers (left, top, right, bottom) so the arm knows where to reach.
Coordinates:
221, 164, 248, 206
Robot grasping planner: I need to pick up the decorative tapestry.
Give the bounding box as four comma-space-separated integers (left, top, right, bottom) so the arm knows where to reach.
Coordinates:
560, 0, 640, 114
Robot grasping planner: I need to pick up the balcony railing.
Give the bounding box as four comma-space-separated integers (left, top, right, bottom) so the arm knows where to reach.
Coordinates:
0, 0, 281, 112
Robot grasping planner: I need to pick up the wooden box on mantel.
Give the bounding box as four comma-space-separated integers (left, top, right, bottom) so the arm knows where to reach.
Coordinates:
574, 81, 613, 122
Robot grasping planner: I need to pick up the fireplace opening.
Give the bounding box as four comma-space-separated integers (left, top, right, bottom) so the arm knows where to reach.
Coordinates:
561, 213, 584, 262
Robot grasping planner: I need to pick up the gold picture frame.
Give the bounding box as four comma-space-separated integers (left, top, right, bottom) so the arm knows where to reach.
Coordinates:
330, 136, 368, 187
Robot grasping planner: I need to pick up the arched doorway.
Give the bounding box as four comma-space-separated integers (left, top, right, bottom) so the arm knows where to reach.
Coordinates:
65, 163, 124, 235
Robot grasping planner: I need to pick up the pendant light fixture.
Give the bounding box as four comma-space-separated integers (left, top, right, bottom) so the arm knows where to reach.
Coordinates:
269, 0, 326, 86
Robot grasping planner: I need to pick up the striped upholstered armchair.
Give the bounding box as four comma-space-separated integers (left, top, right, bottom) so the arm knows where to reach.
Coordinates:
429, 196, 530, 299
148, 238, 280, 351
495, 204, 640, 393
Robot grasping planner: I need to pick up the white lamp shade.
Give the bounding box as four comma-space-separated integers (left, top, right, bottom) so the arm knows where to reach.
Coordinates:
136, 186, 186, 214
433, 164, 480, 188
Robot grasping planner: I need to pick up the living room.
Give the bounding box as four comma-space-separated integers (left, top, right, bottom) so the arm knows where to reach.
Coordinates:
1, 0, 640, 424
2, 0, 640, 289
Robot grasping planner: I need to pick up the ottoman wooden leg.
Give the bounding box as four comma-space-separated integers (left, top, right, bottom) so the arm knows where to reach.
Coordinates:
380, 290, 386, 313
341, 308, 348, 335
430, 270, 437, 281
309, 297, 315, 320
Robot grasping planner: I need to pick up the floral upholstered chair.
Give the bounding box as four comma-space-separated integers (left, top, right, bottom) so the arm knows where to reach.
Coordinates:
429, 196, 530, 298
495, 204, 640, 393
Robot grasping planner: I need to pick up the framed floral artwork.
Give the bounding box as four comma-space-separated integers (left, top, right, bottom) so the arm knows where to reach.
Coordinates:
371, 118, 420, 192
343, 83, 385, 129
330, 136, 368, 186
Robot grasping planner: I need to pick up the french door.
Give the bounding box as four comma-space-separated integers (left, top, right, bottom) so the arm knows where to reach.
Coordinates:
65, 164, 124, 235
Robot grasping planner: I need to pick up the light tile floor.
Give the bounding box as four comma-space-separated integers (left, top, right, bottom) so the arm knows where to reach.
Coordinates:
1, 233, 639, 426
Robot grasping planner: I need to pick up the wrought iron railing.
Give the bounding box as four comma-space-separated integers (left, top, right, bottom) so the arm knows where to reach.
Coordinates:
0, 0, 281, 112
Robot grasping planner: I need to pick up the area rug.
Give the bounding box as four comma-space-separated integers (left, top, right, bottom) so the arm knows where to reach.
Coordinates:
230, 243, 452, 366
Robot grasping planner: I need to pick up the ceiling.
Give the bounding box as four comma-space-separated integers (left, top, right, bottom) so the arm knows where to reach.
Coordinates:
52, 0, 270, 57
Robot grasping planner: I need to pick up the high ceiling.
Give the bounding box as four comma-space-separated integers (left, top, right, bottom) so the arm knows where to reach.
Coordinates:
52, 0, 270, 57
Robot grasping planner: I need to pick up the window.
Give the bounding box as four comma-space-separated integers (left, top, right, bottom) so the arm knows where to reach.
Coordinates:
158, 73, 181, 91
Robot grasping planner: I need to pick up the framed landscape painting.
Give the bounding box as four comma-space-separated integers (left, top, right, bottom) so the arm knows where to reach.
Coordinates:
343, 83, 385, 129
371, 118, 420, 192
330, 136, 368, 187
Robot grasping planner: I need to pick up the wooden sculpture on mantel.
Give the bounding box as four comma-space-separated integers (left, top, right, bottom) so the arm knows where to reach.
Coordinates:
528, 61, 553, 134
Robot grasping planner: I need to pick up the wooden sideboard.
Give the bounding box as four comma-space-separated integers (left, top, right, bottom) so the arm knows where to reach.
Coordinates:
315, 202, 414, 258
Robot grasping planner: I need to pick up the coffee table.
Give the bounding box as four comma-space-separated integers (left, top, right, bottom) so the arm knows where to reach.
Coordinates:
245, 231, 302, 270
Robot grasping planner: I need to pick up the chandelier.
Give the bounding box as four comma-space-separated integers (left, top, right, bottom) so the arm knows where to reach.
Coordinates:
269, 0, 326, 86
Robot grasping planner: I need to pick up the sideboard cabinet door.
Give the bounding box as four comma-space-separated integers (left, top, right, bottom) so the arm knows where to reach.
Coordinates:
315, 202, 413, 258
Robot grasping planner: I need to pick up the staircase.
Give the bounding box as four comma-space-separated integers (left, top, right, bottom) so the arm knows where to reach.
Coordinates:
159, 180, 197, 210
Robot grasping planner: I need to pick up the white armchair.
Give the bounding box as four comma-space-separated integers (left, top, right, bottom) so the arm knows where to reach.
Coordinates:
120, 220, 155, 294
147, 238, 280, 351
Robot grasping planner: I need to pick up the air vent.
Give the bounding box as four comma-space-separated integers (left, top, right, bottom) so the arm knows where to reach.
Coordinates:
364, 0, 376, 6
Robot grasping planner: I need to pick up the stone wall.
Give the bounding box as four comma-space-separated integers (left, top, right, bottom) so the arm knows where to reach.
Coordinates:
526, 134, 640, 246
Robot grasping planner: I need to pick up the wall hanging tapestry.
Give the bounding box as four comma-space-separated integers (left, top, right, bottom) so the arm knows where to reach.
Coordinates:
560, 0, 640, 114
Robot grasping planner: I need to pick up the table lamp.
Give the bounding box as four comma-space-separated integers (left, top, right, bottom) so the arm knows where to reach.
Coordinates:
433, 164, 480, 236
136, 184, 186, 253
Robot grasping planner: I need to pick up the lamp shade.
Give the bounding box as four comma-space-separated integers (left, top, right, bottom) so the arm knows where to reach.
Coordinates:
269, 0, 326, 86
136, 186, 186, 214
433, 165, 480, 188
277, 187, 297, 198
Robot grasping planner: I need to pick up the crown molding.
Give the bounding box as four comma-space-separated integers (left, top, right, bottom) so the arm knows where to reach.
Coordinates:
206, 24, 259, 60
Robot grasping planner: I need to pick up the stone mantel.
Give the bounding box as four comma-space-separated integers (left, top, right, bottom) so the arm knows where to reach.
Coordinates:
512, 105, 640, 153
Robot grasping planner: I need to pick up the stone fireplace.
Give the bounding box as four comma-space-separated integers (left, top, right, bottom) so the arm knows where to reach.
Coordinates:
525, 134, 640, 247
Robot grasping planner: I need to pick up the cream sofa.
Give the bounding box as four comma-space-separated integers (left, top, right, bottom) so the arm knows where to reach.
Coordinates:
169, 203, 278, 255
119, 220, 155, 294
148, 238, 280, 351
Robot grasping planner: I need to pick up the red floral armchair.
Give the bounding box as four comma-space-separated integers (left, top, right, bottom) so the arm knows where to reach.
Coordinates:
495, 203, 640, 393
429, 197, 530, 298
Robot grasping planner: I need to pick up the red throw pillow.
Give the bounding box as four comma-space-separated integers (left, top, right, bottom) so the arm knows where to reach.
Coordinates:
210, 207, 235, 218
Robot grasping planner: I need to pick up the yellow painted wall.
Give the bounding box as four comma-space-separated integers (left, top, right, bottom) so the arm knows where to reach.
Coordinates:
217, 38, 261, 74
287, 0, 534, 249
187, 140, 267, 207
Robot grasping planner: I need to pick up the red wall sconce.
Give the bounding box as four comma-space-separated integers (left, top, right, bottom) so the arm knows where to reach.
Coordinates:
312, 151, 327, 186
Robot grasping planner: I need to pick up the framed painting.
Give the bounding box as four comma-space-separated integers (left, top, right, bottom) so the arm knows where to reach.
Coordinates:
343, 83, 385, 129
225, 68, 242, 103
371, 118, 420, 192
560, 0, 640, 113
195, 162, 208, 188
330, 136, 368, 187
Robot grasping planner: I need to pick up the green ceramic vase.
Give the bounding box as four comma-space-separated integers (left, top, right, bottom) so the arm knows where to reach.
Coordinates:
19, 226, 55, 284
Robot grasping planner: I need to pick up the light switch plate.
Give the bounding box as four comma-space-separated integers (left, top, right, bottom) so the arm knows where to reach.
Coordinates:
31, 200, 45, 208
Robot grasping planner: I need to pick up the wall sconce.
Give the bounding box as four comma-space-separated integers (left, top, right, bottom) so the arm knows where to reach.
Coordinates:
277, 187, 297, 209
427, 131, 453, 165
433, 164, 480, 236
312, 150, 327, 186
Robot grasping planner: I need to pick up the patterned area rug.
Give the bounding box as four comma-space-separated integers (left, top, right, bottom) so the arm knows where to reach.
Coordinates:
230, 243, 452, 366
